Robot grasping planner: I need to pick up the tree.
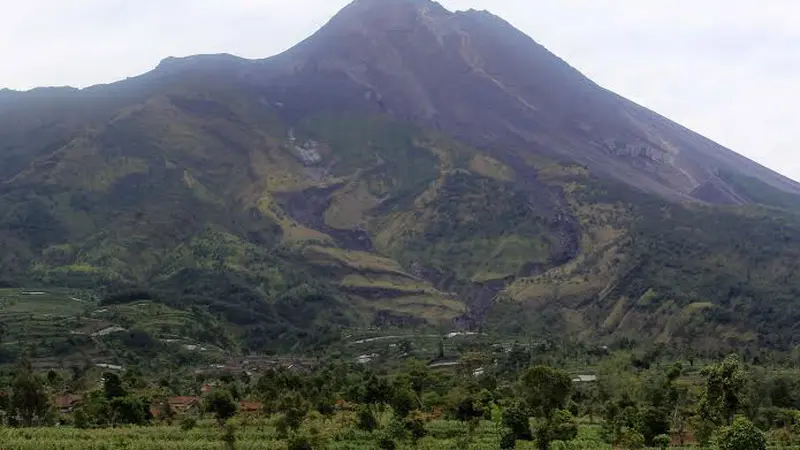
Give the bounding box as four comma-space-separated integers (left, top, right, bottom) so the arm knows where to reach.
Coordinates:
534, 409, 578, 450
459, 352, 488, 378
520, 366, 573, 418
698, 354, 749, 426
518, 366, 578, 450
398, 340, 413, 355
73, 391, 112, 428
639, 406, 670, 446
405, 360, 431, 397
605, 400, 642, 445
361, 373, 392, 416
717, 416, 766, 450
110, 395, 152, 425
390, 385, 417, 419
502, 401, 533, 442
454, 394, 485, 424
505, 344, 531, 374
102, 372, 127, 400
275, 391, 309, 437
45, 370, 63, 389
0, 389, 10, 422
10, 368, 51, 426
204, 389, 237, 426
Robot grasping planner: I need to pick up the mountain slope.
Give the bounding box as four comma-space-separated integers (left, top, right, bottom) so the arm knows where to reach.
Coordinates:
254, 0, 800, 204
1, 0, 800, 353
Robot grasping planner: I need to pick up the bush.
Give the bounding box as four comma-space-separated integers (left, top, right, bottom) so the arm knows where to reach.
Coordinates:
390, 387, 416, 418
357, 406, 378, 432
386, 415, 408, 441
502, 402, 532, 441
768, 427, 795, 447
618, 429, 645, 449
404, 411, 428, 443
454, 394, 485, 423
286, 427, 327, 450
204, 389, 237, 426
652, 434, 671, 450
278, 392, 310, 433
221, 423, 236, 450
287, 434, 313, 450
501, 432, 518, 449
180, 416, 197, 431
376, 433, 397, 450
718, 417, 767, 450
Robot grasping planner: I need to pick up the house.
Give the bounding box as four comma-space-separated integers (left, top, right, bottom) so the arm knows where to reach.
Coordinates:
238, 400, 262, 414
169, 396, 201, 413
54, 395, 83, 414
572, 375, 598, 383
151, 396, 201, 418
151, 396, 202, 418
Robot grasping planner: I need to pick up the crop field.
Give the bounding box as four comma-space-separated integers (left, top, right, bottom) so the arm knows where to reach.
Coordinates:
0, 420, 650, 450
0, 288, 228, 370
0, 289, 92, 359
4, 420, 797, 449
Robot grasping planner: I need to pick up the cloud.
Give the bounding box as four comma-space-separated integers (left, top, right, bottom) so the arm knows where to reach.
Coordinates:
1, 0, 798, 179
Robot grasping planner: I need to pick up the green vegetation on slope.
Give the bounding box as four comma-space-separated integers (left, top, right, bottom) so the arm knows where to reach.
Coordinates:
4, 72, 800, 358
502, 177, 800, 351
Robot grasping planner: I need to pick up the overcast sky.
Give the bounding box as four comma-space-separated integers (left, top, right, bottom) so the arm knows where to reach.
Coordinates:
2, 0, 799, 180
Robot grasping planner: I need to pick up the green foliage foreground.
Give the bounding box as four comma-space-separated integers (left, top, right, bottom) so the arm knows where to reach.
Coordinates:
0, 351, 795, 449
0, 419, 604, 450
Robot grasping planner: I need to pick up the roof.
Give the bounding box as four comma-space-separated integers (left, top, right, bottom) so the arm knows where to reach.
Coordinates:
168, 396, 200, 406
239, 401, 262, 412
572, 375, 598, 382
55, 395, 83, 408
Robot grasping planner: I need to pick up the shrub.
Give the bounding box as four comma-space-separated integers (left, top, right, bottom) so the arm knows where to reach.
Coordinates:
287, 434, 313, 450
180, 416, 197, 431
718, 416, 767, 450
404, 411, 428, 443
652, 434, 671, 450
357, 406, 378, 432
618, 429, 645, 449
376, 433, 397, 450
501, 432, 518, 449
221, 423, 236, 450
502, 402, 532, 441
204, 389, 237, 426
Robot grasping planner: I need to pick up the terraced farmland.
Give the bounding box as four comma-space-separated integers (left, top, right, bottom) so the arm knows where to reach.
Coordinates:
0, 289, 228, 370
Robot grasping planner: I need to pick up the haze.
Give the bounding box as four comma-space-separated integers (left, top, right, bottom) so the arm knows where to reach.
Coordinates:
2, 0, 798, 180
